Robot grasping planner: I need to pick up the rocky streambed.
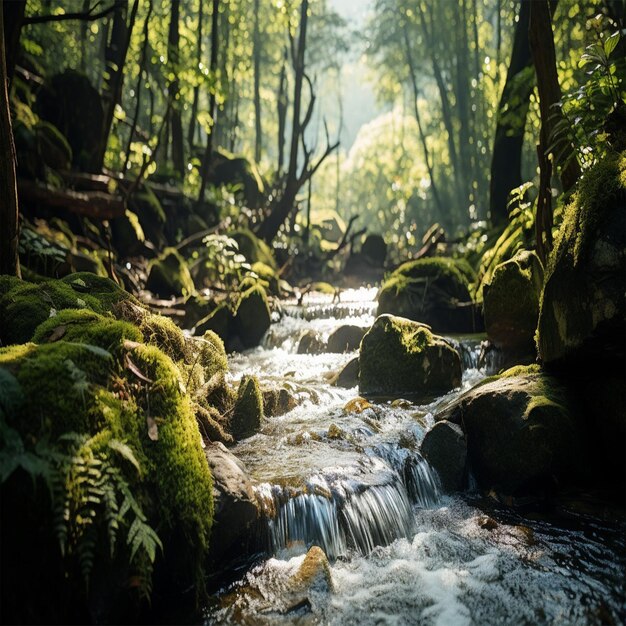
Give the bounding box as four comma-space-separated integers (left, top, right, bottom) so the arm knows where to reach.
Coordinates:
205, 288, 626, 625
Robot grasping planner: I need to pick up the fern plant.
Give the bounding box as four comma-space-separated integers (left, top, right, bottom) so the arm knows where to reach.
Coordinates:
0, 423, 162, 600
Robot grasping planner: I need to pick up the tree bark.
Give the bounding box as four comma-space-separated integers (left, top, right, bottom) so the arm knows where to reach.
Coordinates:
529, 0, 580, 193
0, 0, 20, 276
276, 49, 288, 173
488, 0, 533, 227
197, 0, 221, 204
253, 0, 262, 164
94, 0, 139, 173
188, 0, 204, 149
2, 0, 25, 84
168, 0, 185, 178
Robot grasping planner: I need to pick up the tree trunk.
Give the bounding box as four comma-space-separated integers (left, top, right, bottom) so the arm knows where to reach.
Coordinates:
0, 0, 21, 277
188, 0, 203, 149
276, 49, 288, 173
488, 0, 533, 227
529, 0, 580, 193
2, 0, 25, 84
402, 20, 443, 215
197, 0, 220, 204
253, 0, 262, 164
95, 0, 139, 173
168, 0, 185, 178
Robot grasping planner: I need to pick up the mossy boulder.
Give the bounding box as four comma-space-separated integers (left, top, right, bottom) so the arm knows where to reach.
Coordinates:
0, 336, 214, 621
378, 257, 480, 333
0, 274, 132, 345
251, 261, 281, 296
234, 285, 271, 349
359, 314, 462, 396
327, 325, 367, 353
145, 248, 194, 298
195, 303, 232, 344
231, 375, 263, 440
231, 228, 276, 270
483, 250, 543, 353
537, 152, 626, 367
435, 367, 580, 495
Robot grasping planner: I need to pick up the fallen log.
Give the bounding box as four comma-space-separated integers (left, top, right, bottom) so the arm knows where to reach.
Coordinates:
19, 179, 125, 219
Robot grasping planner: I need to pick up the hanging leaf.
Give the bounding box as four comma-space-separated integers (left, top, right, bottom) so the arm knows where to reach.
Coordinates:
124, 353, 153, 383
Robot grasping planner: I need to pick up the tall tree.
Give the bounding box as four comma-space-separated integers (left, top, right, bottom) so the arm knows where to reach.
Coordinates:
253, 0, 262, 164
1, 0, 25, 84
488, 0, 533, 226
95, 0, 139, 173
168, 0, 185, 177
197, 0, 221, 204
188, 0, 204, 149
0, 0, 20, 277
257, 0, 338, 243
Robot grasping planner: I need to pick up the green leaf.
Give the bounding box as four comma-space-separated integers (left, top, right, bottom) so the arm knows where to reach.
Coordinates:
604, 32, 620, 58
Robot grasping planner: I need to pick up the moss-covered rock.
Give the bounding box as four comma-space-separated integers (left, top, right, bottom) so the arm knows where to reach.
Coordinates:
231, 375, 263, 440
297, 329, 326, 354
537, 152, 626, 367
483, 250, 543, 353
359, 314, 462, 396
377, 257, 481, 333
0, 318, 214, 620
231, 228, 276, 270
234, 285, 271, 349
145, 248, 195, 298
0, 274, 132, 345
195, 303, 232, 344
434, 368, 580, 494
251, 261, 280, 296
139, 313, 188, 362
262, 386, 298, 417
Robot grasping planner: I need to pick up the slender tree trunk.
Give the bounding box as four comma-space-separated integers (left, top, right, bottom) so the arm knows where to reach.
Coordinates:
197, 0, 220, 204
529, 0, 580, 193
188, 0, 203, 149
253, 0, 262, 164
488, 0, 533, 226
276, 49, 288, 173
168, 0, 185, 177
123, 0, 152, 174
95, 0, 139, 173
402, 21, 443, 215
2, 0, 25, 84
79, 0, 90, 73
0, 0, 20, 277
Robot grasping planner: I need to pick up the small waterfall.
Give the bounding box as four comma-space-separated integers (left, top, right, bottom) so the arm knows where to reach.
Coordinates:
255, 449, 442, 560
445, 337, 483, 371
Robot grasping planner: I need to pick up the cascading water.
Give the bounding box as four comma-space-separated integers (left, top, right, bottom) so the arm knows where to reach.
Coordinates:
207, 288, 626, 625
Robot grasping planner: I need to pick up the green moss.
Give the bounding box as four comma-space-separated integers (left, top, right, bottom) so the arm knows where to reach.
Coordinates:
145, 248, 195, 298
390, 257, 471, 296
234, 285, 271, 348
231, 375, 263, 440
0, 275, 22, 298
231, 229, 276, 270
140, 313, 188, 363
359, 314, 462, 395
499, 364, 541, 378
32, 309, 142, 353
0, 274, 132, 345
198, 330, 228, 380
251, 261, 280, 295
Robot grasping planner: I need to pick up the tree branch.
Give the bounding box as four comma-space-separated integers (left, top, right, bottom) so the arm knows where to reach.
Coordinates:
23, 1, 123, 25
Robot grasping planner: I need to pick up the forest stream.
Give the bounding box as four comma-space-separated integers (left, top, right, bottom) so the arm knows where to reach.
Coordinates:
205, 289, 626, 625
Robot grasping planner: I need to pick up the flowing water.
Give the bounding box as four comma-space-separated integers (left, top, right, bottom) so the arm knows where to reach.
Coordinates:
206, 289, 626, 625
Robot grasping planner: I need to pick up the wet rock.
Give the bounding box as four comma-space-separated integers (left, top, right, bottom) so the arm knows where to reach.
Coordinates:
196, 405, 233, 445
483, 250, 543, 354
234, 285, 271, 349
262, 386, 298, 417
288, 546, 333, 595
537, 153, 625, 367
327, 325, 367, 353
195, 303, 232, 344
421, 420, 467, 492
361, 234, 387, 267
205, 442, 260, 565
35, 70, 103, 171
332, 357, 359, 388
297, 329, 326, 354
359, 314, 462, 396
436, 367, 580, 495
145, 247, 195, 298
377, 257, 482, 333
231, 375, 263, 440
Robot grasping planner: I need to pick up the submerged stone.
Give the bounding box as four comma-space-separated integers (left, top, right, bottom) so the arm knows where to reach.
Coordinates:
359, 314, 462, 396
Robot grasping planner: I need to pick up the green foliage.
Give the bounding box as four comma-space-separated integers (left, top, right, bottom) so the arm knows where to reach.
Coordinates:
194, 234, 254, 294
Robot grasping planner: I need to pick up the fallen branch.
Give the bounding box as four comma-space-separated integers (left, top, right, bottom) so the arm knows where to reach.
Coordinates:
19, 179, 125, 220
